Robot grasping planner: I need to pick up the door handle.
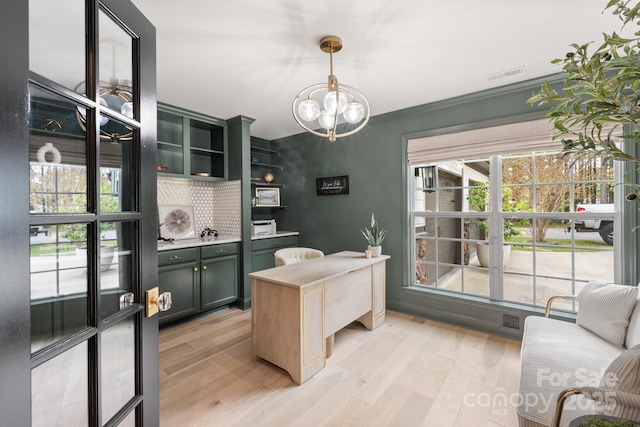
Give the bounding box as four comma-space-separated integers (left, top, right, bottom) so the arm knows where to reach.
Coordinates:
145, 287, 173, 317
119, 292, 135, 310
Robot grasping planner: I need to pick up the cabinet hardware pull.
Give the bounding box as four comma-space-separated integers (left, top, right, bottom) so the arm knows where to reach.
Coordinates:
169, 255, 183, 260
194, 267, 198, 272
203, 266, 207, 270
217, 249, 225, 253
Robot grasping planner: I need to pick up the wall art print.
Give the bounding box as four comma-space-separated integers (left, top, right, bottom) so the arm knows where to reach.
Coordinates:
158, 205, 196, 240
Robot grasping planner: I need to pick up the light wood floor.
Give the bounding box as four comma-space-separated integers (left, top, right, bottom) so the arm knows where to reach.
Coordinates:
159, 308, 522, 427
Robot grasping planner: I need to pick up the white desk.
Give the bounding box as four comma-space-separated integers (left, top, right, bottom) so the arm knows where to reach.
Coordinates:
249, 251, 389, 384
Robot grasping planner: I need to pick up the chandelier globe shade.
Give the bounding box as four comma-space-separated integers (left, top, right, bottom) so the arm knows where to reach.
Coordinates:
298, 99, 320, 122
74, 79, 135, 142
292, 35, 370, 142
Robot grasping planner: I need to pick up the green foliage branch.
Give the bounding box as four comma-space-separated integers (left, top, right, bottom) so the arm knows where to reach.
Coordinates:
467, 183, 524, 241
527, 0, 640, 199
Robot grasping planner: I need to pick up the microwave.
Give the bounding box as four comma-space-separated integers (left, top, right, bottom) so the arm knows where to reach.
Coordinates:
251, 219, 276, 236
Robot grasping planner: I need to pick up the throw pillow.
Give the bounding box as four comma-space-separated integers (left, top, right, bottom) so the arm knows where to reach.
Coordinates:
601, 344, 640, 393
577, 280, 639, 347
591, 344, 640, 420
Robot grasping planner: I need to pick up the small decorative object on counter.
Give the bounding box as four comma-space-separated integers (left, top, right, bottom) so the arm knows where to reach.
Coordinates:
364, 250, 372, 259
200, 228, 218, 240
360, 213, 387, 258
264, 173, 274, 183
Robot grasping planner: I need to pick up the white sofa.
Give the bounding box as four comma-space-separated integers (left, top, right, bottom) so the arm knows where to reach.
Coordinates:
518, 280, 640, 427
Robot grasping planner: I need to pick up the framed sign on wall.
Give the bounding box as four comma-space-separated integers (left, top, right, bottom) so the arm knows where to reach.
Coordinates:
316, 175, 349, 196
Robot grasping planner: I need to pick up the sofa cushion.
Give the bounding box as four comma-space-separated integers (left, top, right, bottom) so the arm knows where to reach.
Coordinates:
518, 316, 622, 427
577, 280, 638, 347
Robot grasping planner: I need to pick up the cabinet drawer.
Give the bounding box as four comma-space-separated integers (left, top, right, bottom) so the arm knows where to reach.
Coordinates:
157, 248, 198, 266
252, 236, 298, 251
201, 243, 238, 259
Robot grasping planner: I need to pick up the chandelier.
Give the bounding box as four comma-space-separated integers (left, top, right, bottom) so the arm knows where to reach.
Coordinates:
292, 36, 370, 142
75, 79, 134, 143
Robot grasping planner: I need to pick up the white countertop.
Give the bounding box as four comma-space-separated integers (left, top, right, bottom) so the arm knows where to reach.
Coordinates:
157, 231, 299, 250
157, 235, 240, 251
251, 231, 299, 240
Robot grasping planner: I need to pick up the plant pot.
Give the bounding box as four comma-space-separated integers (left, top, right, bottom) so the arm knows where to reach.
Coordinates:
476, 242, 511, 267
368, 245, 382, 257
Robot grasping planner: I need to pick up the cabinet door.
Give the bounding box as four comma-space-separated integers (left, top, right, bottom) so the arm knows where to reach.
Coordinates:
251, 249, 277, 272
201, 255, 238, 310
158, 262, 199, 323
251, 237, 298, 272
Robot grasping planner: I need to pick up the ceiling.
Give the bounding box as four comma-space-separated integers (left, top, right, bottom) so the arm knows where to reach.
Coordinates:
129, 0, 623, 141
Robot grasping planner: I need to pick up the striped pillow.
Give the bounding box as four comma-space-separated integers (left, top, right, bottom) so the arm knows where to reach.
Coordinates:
577, 281, 639, 347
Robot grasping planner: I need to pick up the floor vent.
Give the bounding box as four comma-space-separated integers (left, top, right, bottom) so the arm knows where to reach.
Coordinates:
503, 313, 520, 329
487, 65, 526, 81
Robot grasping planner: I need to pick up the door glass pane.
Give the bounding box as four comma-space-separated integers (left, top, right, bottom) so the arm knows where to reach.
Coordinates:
29, 0, 85, 91
100, 128, 136, 212
120, 410, 136, 427
99, 10, 134, 120
32, 341, 88, 427
31, 223, 89, 353
101, 221, 136, 319
30, 85, 88, 214
101, 317, 135, 424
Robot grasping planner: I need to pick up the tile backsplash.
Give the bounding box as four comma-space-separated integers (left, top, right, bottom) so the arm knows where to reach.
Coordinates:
157, 177, 241, 237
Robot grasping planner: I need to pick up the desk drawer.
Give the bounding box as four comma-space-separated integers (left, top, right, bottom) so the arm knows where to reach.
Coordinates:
157, 248, 198, 266
201, 243, 238, 259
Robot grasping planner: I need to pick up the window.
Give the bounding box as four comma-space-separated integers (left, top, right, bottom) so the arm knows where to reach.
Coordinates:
408, 120, 619, 310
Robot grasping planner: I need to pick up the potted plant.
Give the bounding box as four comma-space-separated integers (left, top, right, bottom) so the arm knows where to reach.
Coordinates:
467, 182, 521, 267
361, 213, 387, 257
62, 189, 119, 272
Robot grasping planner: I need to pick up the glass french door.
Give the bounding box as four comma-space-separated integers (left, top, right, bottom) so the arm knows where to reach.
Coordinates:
1, 0, 158, 425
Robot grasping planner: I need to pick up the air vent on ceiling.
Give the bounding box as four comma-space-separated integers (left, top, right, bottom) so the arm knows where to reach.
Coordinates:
486, 65, 526, 81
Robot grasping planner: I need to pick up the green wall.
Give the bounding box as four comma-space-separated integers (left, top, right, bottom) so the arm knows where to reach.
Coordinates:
271, 75, 571, 340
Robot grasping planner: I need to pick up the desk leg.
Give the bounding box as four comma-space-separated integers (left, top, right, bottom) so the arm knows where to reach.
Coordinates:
326, 334, 335, 358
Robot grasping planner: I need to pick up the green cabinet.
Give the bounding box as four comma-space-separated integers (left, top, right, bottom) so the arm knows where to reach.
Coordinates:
200, 243, 238, 310
158, 243, 238, 325
158, 248, 199, 323
251, 235, 298, 272
157, 102, 227, 180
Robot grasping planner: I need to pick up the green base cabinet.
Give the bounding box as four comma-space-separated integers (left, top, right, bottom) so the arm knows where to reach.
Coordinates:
158, 248, 199, 324
201, 243, 238, 311
251, 235, 298, 272
159, 243, 238, 325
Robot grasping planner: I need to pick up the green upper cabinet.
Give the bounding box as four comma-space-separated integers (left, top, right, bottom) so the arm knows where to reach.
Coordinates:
157, 102, 228, 180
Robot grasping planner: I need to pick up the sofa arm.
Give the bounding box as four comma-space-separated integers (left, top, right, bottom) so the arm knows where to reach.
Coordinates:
545, 295, 577, 318
553, 386, 640, 427
552, 388, 583, 427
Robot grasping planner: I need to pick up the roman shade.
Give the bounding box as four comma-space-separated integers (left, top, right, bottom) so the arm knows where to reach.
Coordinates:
407, 118, 563, 165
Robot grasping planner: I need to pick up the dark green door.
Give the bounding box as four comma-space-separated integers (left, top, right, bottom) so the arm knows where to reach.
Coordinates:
0, 0, 158, 425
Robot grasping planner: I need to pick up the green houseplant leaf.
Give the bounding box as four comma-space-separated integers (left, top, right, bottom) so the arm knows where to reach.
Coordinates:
361, 213, 387, 246
527, 0, 640, 200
